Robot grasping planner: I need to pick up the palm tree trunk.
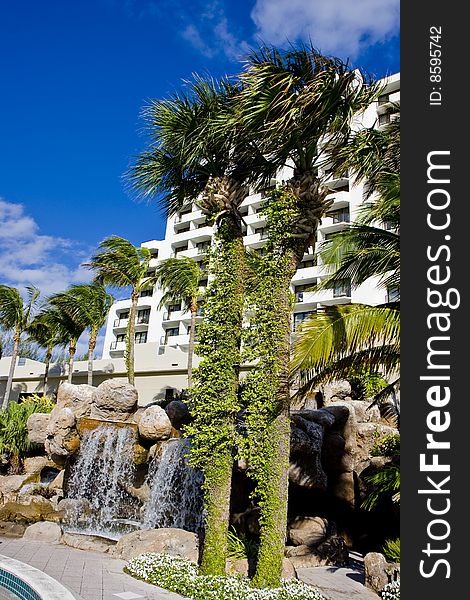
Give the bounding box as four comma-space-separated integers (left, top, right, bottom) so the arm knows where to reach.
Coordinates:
87, 330, 97, 386
191, 198, 246, 576
1, 327, 20, 411
126, 292, 139, 385
67, 338, 77, 384
43, 345, 53, 392
251, 273, 294, 588
187, 301, 197, 389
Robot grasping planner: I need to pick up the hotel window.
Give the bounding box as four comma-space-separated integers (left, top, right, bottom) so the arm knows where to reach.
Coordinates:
137, 308, 150, 324
116, 334, 125, 342
379, 113, 391, 126
387, 285, 400, 303
135, 331, 147, 344
333, 279, 351, 298
378, 93, 390, 105
140, 288, 153, 297
119, 311, 129, 320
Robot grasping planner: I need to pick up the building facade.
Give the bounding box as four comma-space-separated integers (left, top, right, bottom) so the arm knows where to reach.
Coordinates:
102, 73, 400, 363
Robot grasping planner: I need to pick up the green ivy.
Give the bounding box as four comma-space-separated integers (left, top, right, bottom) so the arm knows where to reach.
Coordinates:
185, 215, 246, 576
241, 189, 304, 588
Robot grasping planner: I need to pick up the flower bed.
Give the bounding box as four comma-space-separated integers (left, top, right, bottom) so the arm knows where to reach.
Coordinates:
380, 579, 400, 599
125, 553, 326, 600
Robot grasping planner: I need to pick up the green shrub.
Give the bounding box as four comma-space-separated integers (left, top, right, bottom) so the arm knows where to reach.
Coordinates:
0, 395, 55, 472
348, 368, 388, 400
370, 433, 400, 457
227, 527, 259, 560
126, 553, 326, 599
383, 538, 400, 562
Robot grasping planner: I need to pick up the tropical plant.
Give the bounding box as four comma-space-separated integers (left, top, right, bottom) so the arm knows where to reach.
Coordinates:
84, 236, 159, 384
46, 293, 88, 384
383, 538, 400, 562
27, 310, 69, 391
291, 115, 400, 420
227, 526, 259, 560
361, 463, 400, 511
47, 284, 113, 386
235, 44, 379, 587
0, 285, 40, 410
128, 75, 268, 576
0, 394, 54, 473
155, 257, 205, 388
370, 433, 400, 458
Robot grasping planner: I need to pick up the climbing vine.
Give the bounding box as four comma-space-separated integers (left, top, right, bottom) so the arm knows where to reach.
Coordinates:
241, 189, 307, 588
185, 215, 246, 576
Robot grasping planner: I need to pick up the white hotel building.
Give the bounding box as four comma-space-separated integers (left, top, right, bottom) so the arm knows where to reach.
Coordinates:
102, 74, 400, 376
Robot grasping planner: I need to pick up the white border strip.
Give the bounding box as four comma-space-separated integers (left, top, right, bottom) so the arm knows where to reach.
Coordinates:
0, 554, 76, 599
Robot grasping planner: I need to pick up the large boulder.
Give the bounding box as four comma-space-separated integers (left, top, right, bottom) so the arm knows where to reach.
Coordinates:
289, 417, 327, 489
23, 521, 62, 542
364, 552, 400, 593
165, 400, 191, 430
45, 407, 80, 461
26, 413, 51, 445
0, 496, 55, 522
56, 383, 94, 418
91, 380, 138, 421
321, 380, 352, 404
0, 522, 26, 537
138, 405, 172, 441
288, 516, 328, 547
112, 528, 198, 562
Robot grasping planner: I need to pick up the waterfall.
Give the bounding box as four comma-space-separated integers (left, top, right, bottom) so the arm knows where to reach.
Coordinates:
142, 437, 204, 534
65, 425, 137, 538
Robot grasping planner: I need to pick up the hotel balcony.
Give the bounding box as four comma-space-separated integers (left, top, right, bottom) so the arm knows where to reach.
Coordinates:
109, 341, 126, 355
159, 333, 190, 348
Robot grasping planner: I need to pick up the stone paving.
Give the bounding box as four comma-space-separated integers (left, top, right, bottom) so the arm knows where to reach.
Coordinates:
0, 536, 379, 600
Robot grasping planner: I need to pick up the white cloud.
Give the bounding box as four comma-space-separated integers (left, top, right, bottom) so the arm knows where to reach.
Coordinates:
0, 198, 92, 296
251, 0, 399, 58
182, 24, 216, 58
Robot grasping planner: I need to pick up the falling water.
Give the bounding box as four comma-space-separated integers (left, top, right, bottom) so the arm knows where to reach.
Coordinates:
142, 437, 204, 534
65, 425, 137, 538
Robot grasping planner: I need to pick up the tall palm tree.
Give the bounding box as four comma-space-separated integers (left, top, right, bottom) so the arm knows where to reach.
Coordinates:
27, 309, 68, 392
83, 237, 158, 385
47, 292, 88, 384
155, 257, 204, 388
46, 284, 114, 386
237, 45, 380, 587
292, 116, 401, 420
0, 285, 40, 410
127, 76, 269, 575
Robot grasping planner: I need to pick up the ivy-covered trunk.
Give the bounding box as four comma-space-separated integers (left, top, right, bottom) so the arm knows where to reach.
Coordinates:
243, 184, 330, 587
187, 204, 246, 576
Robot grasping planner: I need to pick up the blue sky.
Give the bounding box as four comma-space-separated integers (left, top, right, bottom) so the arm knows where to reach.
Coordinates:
0, 0, 399, 354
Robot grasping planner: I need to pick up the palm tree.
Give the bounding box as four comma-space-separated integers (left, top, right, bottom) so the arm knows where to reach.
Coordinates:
83, 237, 158, 385
236, 45, 379, 587
0, 285, 40, 411
46, 284, 113, 386
47, 292, 88, 384
27, 309, 68, 392
127, 76, 269, 576
155, 257, 204, 388
292, 116, 401, 411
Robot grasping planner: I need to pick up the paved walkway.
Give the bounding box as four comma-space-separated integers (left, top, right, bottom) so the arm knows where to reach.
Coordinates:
0, 536, 379, 600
